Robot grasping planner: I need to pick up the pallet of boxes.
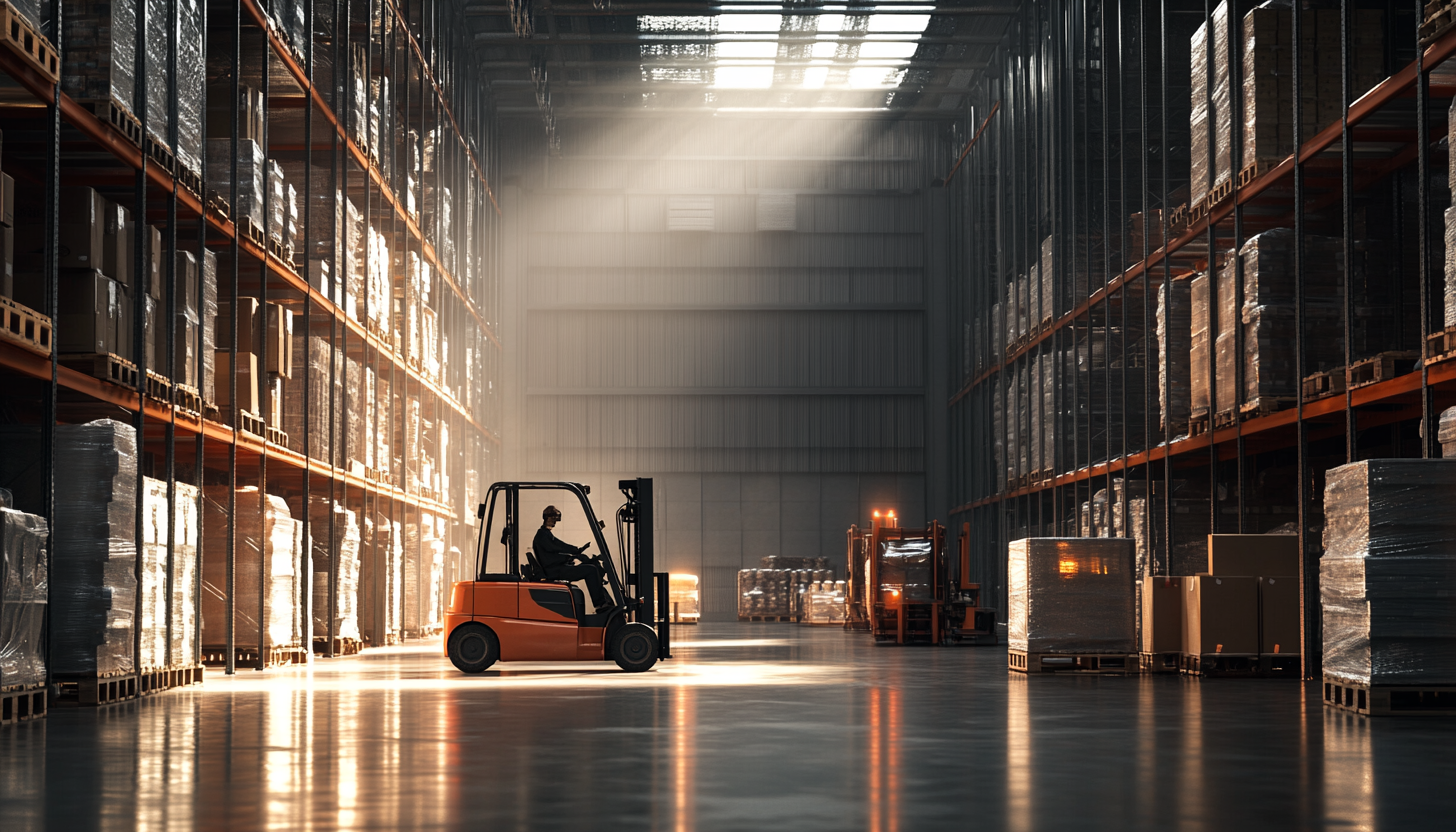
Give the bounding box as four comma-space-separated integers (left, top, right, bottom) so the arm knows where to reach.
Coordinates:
737, 557, 836, 623
1320, 459, 1456, 716
0, 488, 48, 725
1007, 538, 1140, 674
1140, 534, 1301, 677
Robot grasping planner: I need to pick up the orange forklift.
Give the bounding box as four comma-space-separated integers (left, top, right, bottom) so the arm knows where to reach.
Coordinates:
850, 512, 996, 645
445, 478, 672, 673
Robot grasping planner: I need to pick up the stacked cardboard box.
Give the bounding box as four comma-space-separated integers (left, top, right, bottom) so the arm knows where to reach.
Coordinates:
1441, 407, 1456, 459
1157, 275, 1193, 436
1007, 537, 1136, 654
62, 0, 137, 114
1322, 459, 1456, 687
205, 139, 266, 231
288, 496, 361, 643
359, 512, 403, 645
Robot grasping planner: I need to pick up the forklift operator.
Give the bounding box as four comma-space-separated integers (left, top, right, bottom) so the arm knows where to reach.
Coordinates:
533, 505, 613, 611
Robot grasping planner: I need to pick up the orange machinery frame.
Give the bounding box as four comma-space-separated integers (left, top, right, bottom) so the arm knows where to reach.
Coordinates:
866, 514, 945, 645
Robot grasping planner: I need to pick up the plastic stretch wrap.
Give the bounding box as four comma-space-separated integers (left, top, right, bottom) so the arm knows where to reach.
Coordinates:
1040, 236, 1054, 324
344, 356, 364, 474
801, 581, 848, 625
1008, 537, 1136, 654
171, 482, 199, 666
345, 198, 364, 322
1321, 459, 1456, 686
1158, 276, 1192, 435
1189, 3, 1231, 204
293, 498, 359, 642
140, 477, 169, 670
0, 508, 47, 689
1239, 230, 1347, 403
1445, 207, 1456, 329
992, 374, 1004, 488
737, 569, 792, 617
6, 0, 48, 33
1441, 407, 1456, 459
200, 487, 306, 650
143, 0, 172, 148
267, 159, 286, 247
1004, 281, 1017, 347
205, 139, 266, 230
201, 248, 217, 403
52, 420, 138, 676
878, 538, 933, 603
62, 0, 137, 115
175, 0, 204, 175
285, 334, 343, 465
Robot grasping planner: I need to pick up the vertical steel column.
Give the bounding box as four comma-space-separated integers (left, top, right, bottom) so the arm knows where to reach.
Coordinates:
303, 0, 317, 662
193, 0, 208, 667
132, 0, 150, 685
225, 0, 242, 676
1230, 0, 1247, 534
1292, 1, 1314, 677
256, 17, 271, 672
1417, 1, 1439, 460
1203, 0, 1217, 538
163, 0, 180, 670
1341, 0, 1356, 465
41, 0, 63, 687
1159, 0, 1173, 575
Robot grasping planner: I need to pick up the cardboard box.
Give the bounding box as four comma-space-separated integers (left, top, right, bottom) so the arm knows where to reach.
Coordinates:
1, 226, 12, 298
216, 297, 261, 354
215, 350, 259, 416
102, 200, 130, 287
1, 172, 13, 228
57, 269, 117, 354
1259, 575, 1299, 657
265, 302, 293, 377
147, 226, 162, 300
1206, 534, 1299, 577
171, 249, 198, 313
58, 187, 105, 270
171, 310, 200, 388
1183, 575, 1259, 655
1141, 576, 1184, 654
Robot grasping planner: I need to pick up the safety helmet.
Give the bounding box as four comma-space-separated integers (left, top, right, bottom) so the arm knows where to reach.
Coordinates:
543, 505, 562, 521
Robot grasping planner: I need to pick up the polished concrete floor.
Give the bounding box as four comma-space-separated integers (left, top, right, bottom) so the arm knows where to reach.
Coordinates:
1, 623, 1453, 831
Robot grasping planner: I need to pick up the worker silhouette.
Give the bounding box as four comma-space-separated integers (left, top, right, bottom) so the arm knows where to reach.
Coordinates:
533, 505, 613, 611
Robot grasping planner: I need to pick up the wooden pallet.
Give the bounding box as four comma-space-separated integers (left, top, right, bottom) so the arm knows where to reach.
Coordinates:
1421, 0, 1456, 45
1167, 202, 1189, 234
0, 684, 46, 725
144, 369, 171, 404
78, 98, 143, 148
1325, 676, 1456, 716
145, 135, 176, 175
205, 191, 231, 221
738, 615, 796, 622
1139, 651, 1182, 674
61, 352, 139, 388
1179, 652, 1261, 677
1240, 396, 1295, 420
1258, 654, 1301, 678
1187, 414, 1209, 437
0, 296, 51, 356
176, 164, 202, 198
1009, 649, 1140, 675
1189, 197, 1209, 223
313, 636, 362, 656
1204, 176, 1234, 211
55, 671, 139, 706
266, 425, 288, 446
1427, 326, 1456, 364
202, 645, 309, 669
1238, 159, 1275, 189
238, 409, 265, 437
0, 1, 58, 82
138, 665, 204, 694
1213, 408, 1239, 430
241, 217, 266, 248
1303, 368, 1345, 401
174, 383, 202, 414
1348, 351, 1420, 389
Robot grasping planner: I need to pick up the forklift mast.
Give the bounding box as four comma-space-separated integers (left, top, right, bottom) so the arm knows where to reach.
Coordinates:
617, 478, 670, 655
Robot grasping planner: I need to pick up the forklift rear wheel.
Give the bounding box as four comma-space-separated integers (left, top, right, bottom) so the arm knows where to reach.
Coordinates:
611, 623, 659, 672
448, 623, 499, 673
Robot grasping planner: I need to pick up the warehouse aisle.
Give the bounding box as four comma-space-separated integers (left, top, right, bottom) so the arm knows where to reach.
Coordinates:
1, 624, 1451, 831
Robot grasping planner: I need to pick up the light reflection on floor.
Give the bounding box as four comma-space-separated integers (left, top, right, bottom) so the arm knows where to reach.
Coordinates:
0, 623, 1453, 831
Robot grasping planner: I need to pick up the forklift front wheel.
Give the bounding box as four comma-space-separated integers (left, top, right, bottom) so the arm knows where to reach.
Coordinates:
448, 623, 500, 673
611, 623, 660, 672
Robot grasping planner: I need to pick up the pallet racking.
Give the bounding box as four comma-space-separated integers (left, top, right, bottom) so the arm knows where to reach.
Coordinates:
0, 0, 502, 681
946, 0, 1456, 676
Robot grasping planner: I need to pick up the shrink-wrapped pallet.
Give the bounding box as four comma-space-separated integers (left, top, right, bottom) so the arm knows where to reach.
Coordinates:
1321, 459, 1456, 686
140, 478, 169, 670
137, 478, 199, 670
1189, 2, 1232, 205
142, 0, 172, 152
53, 420, 138, 676
1158, 276, 1193, 436
285, 334, 344, 465
1040, 235, 1054, 326
878, 538, 933, 603
1441, 407, 1456, 459
205, 139, 266, 231
292, 497, 360, 642
175, 0, 204, 177
1445, 206, 1456, 329
1007, 537, 1136, 654
201, 487, 307, 651
737, 569, 792, 617
1238, 229, 1346, 404
201, 248, 217, 404
62, 0, 137, 115
801, 581, 848, 625
0, 508, 48, 689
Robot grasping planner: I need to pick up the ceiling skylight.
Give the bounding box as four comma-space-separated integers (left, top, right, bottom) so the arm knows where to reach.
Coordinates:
638, 6, 934, 101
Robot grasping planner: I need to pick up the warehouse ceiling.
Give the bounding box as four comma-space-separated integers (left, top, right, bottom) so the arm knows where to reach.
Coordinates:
466, 1, 1014, 119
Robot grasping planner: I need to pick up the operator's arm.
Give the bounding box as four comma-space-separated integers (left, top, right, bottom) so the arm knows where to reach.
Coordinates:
533, 528, 582, 566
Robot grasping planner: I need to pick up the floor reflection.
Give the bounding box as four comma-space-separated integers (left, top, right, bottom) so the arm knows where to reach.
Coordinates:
0, 624, 1454, 831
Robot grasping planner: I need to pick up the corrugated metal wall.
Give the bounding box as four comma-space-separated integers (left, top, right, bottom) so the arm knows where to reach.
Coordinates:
502, 116, 947, 617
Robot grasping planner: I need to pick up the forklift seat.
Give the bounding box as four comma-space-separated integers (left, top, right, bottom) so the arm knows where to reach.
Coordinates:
523, 550, 546, 582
